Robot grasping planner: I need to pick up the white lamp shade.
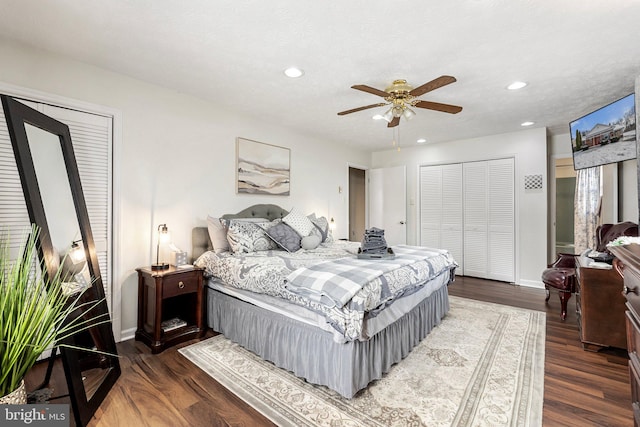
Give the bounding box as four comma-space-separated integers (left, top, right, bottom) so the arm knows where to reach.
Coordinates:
402, 108, 416, 121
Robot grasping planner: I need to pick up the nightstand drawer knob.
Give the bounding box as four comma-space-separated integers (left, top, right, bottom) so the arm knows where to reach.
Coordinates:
178, 281, 185, 289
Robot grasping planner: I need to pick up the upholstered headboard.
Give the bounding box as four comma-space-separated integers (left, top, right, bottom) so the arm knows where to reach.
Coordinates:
220, 204, 289, 221
191, 204, 289, 261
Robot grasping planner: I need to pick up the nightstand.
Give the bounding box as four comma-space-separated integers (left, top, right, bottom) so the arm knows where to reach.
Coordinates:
135, 265, 205, 353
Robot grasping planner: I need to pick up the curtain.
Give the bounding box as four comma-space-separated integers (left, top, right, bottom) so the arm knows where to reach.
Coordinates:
574, 166, 601, 253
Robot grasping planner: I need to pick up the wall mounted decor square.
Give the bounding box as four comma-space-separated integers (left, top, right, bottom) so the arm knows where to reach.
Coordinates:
524, 174, 543, 190
236, 138, 290, 195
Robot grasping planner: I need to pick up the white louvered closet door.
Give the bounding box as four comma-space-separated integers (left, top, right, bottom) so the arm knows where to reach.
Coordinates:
0, 101, 113, 313
487, 158, 515, 282
0, 106, 31, 249
419, 165, 443, 249
463, 161, 488, 277
419, 163, 463, 273
441, 164, 463, 274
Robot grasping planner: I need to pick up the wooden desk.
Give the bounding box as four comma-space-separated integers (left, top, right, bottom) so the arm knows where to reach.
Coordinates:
575, 256, 627, 351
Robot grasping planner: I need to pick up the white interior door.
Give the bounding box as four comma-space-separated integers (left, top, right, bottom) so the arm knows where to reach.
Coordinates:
419, 166, 443, 248
487, 158, 515, 282
420, 163, 463, 273
369, 165, 406, 246
463, 161, 488, 277
440, 164, 464, 273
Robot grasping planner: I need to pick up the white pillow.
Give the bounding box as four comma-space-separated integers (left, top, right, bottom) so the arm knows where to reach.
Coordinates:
226, 219, 278, 253
206, 216, 230, 253
301, 234, 321, 250
283, 207, 315, 237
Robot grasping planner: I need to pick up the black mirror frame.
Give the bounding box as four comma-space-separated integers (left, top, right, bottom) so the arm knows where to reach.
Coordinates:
1, 95, 120, 426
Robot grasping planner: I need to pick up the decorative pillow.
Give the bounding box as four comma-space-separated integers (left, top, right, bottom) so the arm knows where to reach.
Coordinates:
206, 216, 230, 253
309, 216, 334, 243
265, 222, 302, 252
301, 234, 321, 250
226, 220, 278, 253
283, 207, 315, 237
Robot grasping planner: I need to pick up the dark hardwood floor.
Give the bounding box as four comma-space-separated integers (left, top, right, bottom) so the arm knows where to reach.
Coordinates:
25, 276, 633, 426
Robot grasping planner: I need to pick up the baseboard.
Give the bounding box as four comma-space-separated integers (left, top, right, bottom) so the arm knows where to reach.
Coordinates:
119, 327, 136, 342
518, 279, 544, 289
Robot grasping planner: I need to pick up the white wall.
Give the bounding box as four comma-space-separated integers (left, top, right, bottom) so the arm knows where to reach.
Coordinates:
549, 132, 638, 222
371, 127, 548, 288
0, 38, 370, 338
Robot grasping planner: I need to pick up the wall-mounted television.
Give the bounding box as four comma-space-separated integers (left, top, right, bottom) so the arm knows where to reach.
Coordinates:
569, 93, 636, 170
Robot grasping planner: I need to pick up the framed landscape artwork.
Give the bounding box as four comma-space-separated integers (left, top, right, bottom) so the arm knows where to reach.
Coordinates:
236, 138, 290, 195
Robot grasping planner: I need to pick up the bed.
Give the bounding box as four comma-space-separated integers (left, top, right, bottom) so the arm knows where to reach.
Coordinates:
192, 204, 457, 398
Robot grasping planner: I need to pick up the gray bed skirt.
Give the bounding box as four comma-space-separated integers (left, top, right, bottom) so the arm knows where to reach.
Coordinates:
207, 285, 450, 398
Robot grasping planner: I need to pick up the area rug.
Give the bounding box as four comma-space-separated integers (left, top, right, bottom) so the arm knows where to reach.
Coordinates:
179, 296, 545, 427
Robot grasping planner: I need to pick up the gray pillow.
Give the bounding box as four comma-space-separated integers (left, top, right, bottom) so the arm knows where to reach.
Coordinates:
266, 222, 301, 252
309, 216, 333, 243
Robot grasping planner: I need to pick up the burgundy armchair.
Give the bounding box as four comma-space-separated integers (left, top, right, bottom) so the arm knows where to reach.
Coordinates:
542, 221, 638, 320
542, 253, 578, 320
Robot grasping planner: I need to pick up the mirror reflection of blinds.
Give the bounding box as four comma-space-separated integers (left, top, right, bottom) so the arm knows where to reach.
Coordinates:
0, 102, 113, 313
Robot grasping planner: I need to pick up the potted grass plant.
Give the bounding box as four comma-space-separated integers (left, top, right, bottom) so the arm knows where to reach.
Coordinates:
0, 225, 105, 404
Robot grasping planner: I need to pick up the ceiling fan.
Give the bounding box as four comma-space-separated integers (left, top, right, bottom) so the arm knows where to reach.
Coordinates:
337, 75, 462, 128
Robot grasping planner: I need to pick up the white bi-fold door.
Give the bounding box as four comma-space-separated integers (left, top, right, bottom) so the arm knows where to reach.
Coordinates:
420, 163, 463, 274
420, 158, 514, 282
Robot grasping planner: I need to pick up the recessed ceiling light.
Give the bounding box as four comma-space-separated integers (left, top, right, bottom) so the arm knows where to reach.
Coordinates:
284, 67, 304, 78
521, 121, 535, 127
372, 114, 385, 120
507, 81, 528, 90
417, 138, 427, 144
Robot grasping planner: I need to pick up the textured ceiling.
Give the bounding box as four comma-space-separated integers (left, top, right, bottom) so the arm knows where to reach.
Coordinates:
0, 0, 639, 151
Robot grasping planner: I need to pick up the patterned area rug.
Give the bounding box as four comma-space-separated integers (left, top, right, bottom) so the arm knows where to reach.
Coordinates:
179, 296, 545, 426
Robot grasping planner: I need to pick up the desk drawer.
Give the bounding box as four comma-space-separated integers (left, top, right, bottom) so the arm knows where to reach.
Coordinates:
163, 271, 199, 298
626, 267, 640, 316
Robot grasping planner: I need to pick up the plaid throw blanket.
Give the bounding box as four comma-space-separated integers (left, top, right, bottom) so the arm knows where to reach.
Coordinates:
285, 245, 450, 308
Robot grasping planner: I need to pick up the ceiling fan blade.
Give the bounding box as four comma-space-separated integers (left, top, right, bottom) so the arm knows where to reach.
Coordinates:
409, 75, 457, 97
414, 100, 463, 114
387, 116, 400, 128
351, 85, 390, 98
337, 103, 386, 115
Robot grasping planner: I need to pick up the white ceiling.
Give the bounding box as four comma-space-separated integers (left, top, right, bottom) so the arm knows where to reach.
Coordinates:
1, 0, 639, 151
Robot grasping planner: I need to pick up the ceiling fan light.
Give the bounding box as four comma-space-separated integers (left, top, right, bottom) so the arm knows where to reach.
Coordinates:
383, 108, 395, 123
402, 107, 416, 121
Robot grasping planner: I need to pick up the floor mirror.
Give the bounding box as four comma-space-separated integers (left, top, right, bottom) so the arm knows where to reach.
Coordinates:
1, 95, 120, 426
